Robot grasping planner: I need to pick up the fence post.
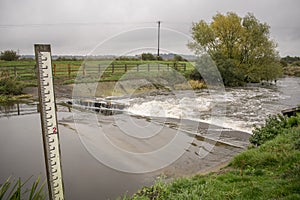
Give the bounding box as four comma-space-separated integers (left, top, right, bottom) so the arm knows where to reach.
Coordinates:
17, 102, 20, 115
34, 64, 37, 77
137, 64, 139, 72
167, 63, 169, 71
112, 63, 114, 74
53, 64, 56, 76
68, 64, 71, 77
174, 63, 177, 70
98, 64, 101, 74
83, 63, 86, 76
148, 63, 150, 72
183, 63, 186, 71
14, 66, 17, 78
125, 64, 127, 72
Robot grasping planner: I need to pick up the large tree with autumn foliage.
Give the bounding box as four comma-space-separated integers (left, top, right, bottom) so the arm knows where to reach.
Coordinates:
188, 12, 282, 85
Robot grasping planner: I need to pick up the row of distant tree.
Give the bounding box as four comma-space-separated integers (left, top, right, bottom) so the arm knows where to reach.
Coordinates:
0, 50, 188, 62
1, 49, 299, 63
280, 56, 300, 67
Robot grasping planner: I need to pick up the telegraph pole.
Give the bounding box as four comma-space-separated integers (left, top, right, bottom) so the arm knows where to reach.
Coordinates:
157, 21, 161, 59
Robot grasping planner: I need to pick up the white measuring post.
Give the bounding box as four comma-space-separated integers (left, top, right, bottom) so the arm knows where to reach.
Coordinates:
34, 44, 65, 200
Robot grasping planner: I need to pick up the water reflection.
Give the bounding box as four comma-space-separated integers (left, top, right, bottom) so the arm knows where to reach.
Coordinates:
0, 101, 38, 117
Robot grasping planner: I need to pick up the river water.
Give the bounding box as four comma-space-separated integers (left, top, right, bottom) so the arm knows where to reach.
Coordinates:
125, 76, 300, 133
0, 76, 299, 199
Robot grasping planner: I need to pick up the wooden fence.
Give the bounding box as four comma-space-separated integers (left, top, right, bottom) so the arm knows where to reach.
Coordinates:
0, 102, 38, 117
0, 62, 186, 80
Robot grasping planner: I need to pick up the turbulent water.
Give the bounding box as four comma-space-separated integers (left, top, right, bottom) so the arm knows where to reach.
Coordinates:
1, 77, 299, 133
125, 77, 300, 133
0, 76, 299, 199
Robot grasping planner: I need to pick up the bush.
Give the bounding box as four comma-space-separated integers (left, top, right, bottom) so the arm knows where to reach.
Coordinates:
250, 114, 300, 146
0, 50, 20, 61
141, 53, 156, 61
0, 70, 23, 95
292, 61, 300, 67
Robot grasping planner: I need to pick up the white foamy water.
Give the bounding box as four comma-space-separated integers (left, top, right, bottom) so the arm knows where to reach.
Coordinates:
126, 77, 300, 133
127, 96, 212, 120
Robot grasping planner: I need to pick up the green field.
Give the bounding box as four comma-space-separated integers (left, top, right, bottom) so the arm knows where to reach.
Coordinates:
0, 60, 195, 85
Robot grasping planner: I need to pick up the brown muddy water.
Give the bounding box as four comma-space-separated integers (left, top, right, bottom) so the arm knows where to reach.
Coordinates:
0, 76, 299, 199
0, 108, 249, 199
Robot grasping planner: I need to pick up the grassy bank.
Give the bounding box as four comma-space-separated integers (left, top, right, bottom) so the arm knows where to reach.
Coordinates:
122, 115, 300, 200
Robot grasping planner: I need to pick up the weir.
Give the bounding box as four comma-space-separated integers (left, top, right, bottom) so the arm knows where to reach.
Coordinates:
66, 98, 126, 115
282, 106, 300, 117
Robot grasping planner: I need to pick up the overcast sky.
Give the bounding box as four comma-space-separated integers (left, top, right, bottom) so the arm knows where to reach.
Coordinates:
0, 0, 299, 56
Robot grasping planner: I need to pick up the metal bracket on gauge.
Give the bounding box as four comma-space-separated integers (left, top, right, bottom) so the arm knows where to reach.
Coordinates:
34, 44, 65, 200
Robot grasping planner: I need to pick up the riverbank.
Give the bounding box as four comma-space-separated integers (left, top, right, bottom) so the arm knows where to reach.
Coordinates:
21, 79, 206, 100
124, 115, 300, 200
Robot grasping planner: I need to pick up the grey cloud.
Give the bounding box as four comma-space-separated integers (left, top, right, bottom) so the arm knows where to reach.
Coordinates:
0, 0, 299, 56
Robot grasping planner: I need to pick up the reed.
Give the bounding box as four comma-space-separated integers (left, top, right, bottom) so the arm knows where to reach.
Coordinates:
0, 176, 46, 200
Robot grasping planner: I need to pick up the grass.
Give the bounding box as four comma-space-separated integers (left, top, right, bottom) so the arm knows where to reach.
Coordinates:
0, 60, 194, 83
0, 94, 33, 103
0, 60, 197, 103
0, 176, 46, 200
121, 118, 300, 200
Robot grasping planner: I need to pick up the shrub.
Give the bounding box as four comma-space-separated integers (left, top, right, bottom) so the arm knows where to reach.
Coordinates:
0, 70, 23, 95
0, 50, 20, 61
250, 114, 300, 146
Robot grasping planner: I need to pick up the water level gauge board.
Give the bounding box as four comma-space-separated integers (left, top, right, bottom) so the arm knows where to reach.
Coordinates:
34, 44, 65, 200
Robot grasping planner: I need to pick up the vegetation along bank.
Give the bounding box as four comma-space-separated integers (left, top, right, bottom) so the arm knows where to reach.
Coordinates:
121, 113, 300, 200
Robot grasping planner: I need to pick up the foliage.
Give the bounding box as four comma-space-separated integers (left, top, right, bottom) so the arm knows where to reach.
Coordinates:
250, 114, 300, 146
0, 50, 20, 61
281, 56, 300, 64
131, 176, 170, 200
0, 176, 46, 200
283, 66, 300, 77
188, 80, 206, 90
173, 55, 187, 62
122, 120, 300, 200
141, 53, 157, 61
0, 70, 23, 95
292, 61, 300, 67
55, 56, 82, 61
188, 12, 282, 85
115, 56, 140, 61
216, 58, 246, 86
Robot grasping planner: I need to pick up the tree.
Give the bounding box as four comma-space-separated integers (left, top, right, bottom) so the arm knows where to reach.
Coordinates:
141, 53, 156, 60
173, 55, 187, 62
0, 50, 20, 61
188, 12, 282, 85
